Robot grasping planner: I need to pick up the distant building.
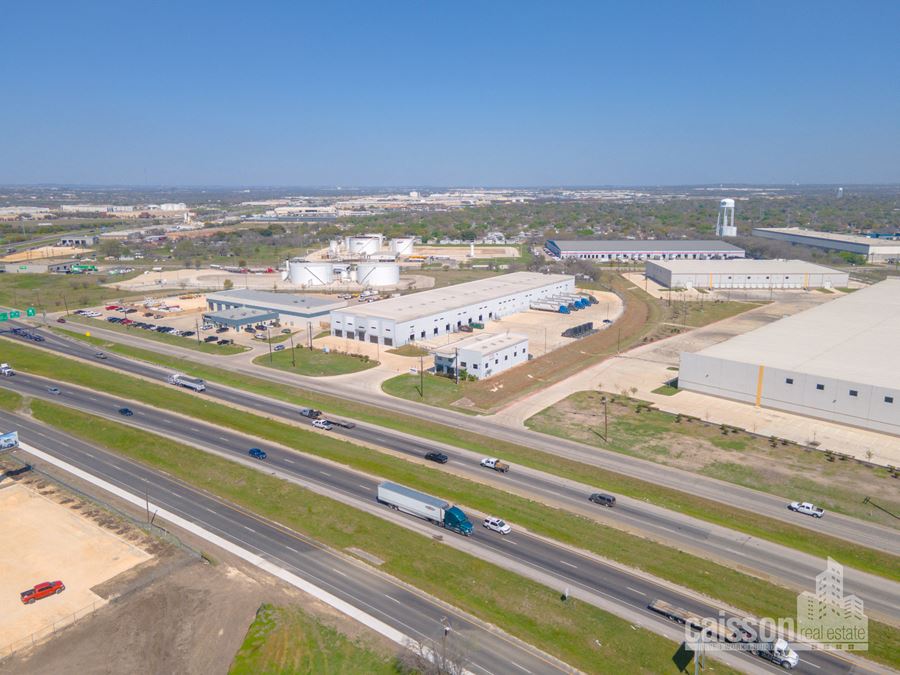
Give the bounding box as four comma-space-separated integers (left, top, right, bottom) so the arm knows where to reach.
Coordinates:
205, 288, 348, 327
545, 239, 745, 261
58, 235, 100, 247
645, 259, 848, 290
752, 227, 900, 263
434, 333, 529, 380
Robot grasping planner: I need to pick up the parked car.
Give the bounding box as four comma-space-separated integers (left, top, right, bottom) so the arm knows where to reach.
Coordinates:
589, 493, 616, 507
312, 419, 333, 430
143, 312, 154, 317
483, 517, 512, 535
215, 327, 228, 333
21, 581, 65, 604
204, 336, 218, 343
245, 327, 256, 333
273, 344, 285, 351
248, 447, 267, 460
253, 333, 267, 340
47, 387, 61, 395
182, 331, 195, 337
425, 451, 448, 464
788, 501, 825, 518
217, 339, 232, 345
95, 352, 107, 359
105, 305, 120, 311
118, 407, 134, 416
280, 328, 291, 334
56, 317, 66, 323
602, 319, 613, 324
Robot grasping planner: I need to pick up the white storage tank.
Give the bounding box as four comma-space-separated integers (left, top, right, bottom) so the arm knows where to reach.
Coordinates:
355, 262, 400, 287
328, 239, 341, 257
391, 237, 415, 256
285, 259, 334, 286
347, 236, 380, 256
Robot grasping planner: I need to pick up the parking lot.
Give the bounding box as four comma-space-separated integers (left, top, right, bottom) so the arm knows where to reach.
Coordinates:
0, 483, 150, 655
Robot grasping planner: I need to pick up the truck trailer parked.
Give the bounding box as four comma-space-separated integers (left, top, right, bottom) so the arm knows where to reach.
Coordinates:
376, 481, 473, 536
167, 373, 207, 392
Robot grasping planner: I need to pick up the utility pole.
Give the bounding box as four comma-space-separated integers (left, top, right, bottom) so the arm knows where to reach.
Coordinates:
307, 320, 313, 349
289, 332, 296, 367
267, 325, 273, 363
62, 295, 70, 316
419, 355, 424, 399
603, 398, 608, 442
195, 317, 201, 345
455, 347, 459, 384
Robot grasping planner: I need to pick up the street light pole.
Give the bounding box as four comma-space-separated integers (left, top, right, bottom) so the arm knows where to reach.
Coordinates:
289, 332, 296, 367
267, 326, 273, 363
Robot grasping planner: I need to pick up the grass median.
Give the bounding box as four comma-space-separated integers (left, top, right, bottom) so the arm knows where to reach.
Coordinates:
253, 345, 378, 376
8, 340, 898, 667
0, 388, 23, 411
37, 330, 900, 582
30, 399, 707, 674
66, 315, 248, 355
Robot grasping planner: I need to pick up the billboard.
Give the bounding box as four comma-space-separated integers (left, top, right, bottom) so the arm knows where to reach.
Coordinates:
0, 430, 19, 450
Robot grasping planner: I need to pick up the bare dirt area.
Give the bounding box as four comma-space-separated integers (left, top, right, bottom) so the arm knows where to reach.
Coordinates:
0, 483, 151, 656
411, 244, 519, 260
0, 246, 93, 263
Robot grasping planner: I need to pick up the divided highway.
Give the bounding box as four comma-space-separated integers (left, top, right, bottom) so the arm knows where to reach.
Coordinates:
3, 325, 899, 628
0, 375, 869, 675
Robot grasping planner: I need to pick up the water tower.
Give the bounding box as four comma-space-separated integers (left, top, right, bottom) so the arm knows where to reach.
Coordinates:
716, 199, 736, 237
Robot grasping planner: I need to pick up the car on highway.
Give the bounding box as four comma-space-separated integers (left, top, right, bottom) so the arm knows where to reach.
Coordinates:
32, 334, 45, 342
589, 493, 616, 507
118, 407, 134, 416
299, 408, 321, 419
273, 344, 285, 351
95, 352, 108, 359
483, 517, 512, 535
20, 581, 65, 604
312, 419, 333, 430
425, 451, 448, 464
248, 447, 267, 460
47, 386, 61, 395
788, 501, 824, 518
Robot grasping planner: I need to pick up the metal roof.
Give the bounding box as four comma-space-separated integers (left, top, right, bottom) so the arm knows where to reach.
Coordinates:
647, 259, 845, 274
435, 332, 528, 358
334, 272, 573, 322
548, 239, 744, 253
206, 288, 347, 315
688, 279, 900, 389
203, 307, 278, 324
753, 228, 900, 248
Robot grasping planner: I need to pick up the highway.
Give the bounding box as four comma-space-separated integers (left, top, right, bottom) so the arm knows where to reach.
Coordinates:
3, 324, 899, 628
0, 412, 569, 675
0, 374, 869, 675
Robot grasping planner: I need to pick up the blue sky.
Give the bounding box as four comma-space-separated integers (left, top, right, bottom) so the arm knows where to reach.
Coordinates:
2, 1, 898, 186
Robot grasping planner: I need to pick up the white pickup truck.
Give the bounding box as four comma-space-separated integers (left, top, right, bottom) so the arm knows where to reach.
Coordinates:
480, 457, 510, 473
788, 501, 825, 518
0, 363, 14, 376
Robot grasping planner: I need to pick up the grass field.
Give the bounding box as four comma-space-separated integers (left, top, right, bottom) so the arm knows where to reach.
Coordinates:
230, 604, 398, 674
381, 373, 470, 408
0, 272, 147, 313
34, 332, 900, 583
253, 345, 378, 376
527, 390, 900, 529
30, 400, 709, 674
67, 315, 248, 355
419, 269, 501, 288
0, 388, 23, 411
385, 344, 430, 357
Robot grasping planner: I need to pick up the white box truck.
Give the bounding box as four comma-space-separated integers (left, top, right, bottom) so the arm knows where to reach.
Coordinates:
167, 373, 206, 392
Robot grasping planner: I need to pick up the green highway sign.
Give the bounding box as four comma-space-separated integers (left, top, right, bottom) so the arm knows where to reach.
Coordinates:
25, 307, 36, 317
0, 313, 7, 322
9, 310, 20, 319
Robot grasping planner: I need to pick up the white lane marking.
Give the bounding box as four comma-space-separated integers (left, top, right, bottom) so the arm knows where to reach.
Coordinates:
559, 560, 578, 569
627, 586, 647, 597
359, 484, 370, 490
243, 525, 255, 533
319, 470, 330, 476
286, 546, 299, 554
283, 458, 295, 464
799, 660, 821, 669
386, 596, 402, 604
510, 661, 531, 673
218, 436, 228, 442
331, 567, 348, 578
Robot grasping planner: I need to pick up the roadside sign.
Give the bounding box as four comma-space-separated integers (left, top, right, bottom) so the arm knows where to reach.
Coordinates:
0, 431, 19, 450
26, 307, 36, 317
0, 313, 7, 322
9, 310, 20, 319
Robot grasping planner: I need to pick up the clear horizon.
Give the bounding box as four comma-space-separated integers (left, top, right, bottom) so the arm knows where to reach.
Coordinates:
3, 1, 898, 186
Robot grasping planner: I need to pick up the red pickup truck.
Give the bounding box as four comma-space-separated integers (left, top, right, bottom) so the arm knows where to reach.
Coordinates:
20, 581, 65, 604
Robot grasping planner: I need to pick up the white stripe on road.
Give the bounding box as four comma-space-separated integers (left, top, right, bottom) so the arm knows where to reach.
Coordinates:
510, 661, 532, 673
800, 660, 821, 669
627, 586, 647, 597
559, 560, 577, 569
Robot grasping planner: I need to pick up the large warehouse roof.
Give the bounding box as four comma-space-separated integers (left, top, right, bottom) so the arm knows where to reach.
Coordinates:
548, 239, 743, 253
340, 272, 573, 322
689, 279, 900, 389
649, 259, 843, 274
206, 288, 346, 314
753, 227, 900, 249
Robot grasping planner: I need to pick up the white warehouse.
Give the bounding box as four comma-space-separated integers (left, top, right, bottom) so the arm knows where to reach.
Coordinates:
645, 259, 849, 290
434, 333, 529, 380
678, 279, 900, 436
330, 272, 574, 347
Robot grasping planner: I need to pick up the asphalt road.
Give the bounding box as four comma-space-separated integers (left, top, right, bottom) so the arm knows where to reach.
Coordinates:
0, 375, 865, 675
2, 324, 898, 628
0, 411, 570, 675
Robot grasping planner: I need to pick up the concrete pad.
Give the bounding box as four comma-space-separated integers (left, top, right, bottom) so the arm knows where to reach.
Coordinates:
0, 484, 151, 651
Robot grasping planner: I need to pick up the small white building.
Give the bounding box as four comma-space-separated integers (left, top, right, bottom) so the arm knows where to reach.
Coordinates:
434, 333, 529, 380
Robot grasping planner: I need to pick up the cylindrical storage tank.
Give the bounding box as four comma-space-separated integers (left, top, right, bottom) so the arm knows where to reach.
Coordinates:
348, 236, 380, 256
391, 237, 415, 256
285, 259, 334, 286
355, 262, 400, 287
329, 239, 341, 256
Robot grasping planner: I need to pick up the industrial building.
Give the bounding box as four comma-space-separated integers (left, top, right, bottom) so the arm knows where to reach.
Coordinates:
58, 235, 100, 247
205, 289, 347, 327
203, 307, 279, 329
330, 272, 574, 347
645, 259, 849, 290
434, 333, 529, 380
282, 259, 400, 288
678, 279, 900, 436
545, 240, 745, 261
752, 227, 900, 263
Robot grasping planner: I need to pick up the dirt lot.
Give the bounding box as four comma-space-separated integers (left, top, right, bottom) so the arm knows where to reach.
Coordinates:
0, 483, 150, 655
0, 247, 93, 263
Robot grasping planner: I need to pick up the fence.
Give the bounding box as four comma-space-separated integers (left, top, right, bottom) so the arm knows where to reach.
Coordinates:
0, 600, 100, 660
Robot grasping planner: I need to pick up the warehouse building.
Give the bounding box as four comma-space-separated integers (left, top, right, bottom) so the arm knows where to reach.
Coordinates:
678, 279, 900, 436
434, 333, 529, 380
203, 307, 279, 329
645, 259, 849, 290
330, 271, 574, 347
58, 235, 100, 247
752, 227, 900, 263
546, 239, 745, 261
205, 289, 347, 327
